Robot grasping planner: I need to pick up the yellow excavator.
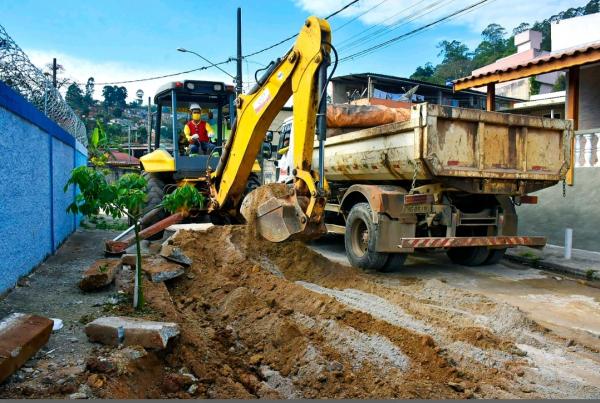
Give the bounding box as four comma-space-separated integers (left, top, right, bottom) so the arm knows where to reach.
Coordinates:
107, 16, 332, 252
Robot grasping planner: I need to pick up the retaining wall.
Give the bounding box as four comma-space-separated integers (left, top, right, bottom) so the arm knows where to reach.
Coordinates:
0, 80, 87, 292
517, 167, 600, 252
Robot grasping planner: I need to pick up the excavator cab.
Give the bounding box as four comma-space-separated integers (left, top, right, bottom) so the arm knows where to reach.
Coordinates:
141, 80, 234, 179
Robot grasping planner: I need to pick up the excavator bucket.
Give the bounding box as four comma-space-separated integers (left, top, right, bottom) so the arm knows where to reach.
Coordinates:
240, 183, 325, 242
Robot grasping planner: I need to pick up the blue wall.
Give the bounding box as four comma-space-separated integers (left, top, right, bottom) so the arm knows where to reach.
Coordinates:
0, 81, 87, 292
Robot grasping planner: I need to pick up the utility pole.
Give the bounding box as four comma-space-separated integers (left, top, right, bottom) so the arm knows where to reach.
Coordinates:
128, 125, 132, 163
147, 97, 152, 154
52, 58, 57, 89
236, 7, 243, 97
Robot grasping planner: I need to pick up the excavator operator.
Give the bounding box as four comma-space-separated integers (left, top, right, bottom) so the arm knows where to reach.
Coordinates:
183, 103, 215, 155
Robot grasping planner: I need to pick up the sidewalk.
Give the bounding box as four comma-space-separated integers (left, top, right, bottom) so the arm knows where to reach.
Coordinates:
506, 244, 600, 281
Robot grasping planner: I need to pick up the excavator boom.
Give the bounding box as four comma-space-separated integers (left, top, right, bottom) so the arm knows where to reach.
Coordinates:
210, 16, 331, 242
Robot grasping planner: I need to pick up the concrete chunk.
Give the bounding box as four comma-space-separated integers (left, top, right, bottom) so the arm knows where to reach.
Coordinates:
79, 259, 121, 291
0, 313, 53, 383
159, 244, 193, 266
143, 256, 185, 282
85, 316, 179, 349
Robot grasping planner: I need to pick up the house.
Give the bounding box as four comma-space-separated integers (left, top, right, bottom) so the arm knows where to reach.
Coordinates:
471, 30, 562, 99
330, 73, 521, 110
453, 12, 600, 252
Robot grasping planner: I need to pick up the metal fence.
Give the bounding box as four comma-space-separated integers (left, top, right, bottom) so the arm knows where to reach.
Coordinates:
0, 24, 87, 145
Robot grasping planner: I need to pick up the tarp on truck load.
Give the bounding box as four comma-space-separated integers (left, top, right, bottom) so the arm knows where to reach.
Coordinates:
326, 104, 411, 128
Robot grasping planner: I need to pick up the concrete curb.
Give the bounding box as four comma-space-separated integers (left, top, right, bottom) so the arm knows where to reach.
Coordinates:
505, 246, 600, 283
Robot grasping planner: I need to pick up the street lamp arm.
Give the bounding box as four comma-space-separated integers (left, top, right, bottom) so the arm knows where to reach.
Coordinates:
177, 48, 236, 80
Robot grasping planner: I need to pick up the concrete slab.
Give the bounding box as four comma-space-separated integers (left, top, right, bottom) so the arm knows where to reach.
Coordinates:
143, 257, 185, 282
79, 259, 121, 291
85, 316, 179, 349
0, 313, 53, 383
165, 223, 214, 232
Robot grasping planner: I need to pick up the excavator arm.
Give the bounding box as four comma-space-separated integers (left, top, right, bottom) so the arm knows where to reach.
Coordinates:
209, 16, 331, 242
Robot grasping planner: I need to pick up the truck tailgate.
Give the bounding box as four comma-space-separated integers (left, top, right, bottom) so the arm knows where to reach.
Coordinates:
422, 104, 572, 181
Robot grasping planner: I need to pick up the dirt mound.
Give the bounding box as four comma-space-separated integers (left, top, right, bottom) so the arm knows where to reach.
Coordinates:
88, 225, 600, 399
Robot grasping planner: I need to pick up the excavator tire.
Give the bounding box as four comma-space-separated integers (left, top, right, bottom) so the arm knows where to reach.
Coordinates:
140, 172, 167, 239
245, 172, 262, 196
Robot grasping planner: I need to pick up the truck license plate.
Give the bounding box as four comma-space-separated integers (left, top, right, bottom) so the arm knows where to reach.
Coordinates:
403, 204, 432, 213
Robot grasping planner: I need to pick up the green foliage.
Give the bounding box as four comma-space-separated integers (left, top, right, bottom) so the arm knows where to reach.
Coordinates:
65, 167, 147, 220
102, 85, 128, 110
161, 185, 206, 214
87, 120, 116, 168
529, 77, 541, 96
410, 0, 600, 84
553, 74, 566, 91
65, 167, 148, 310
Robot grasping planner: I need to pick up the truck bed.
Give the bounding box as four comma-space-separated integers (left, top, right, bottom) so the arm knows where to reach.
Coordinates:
316, 103, 572, 195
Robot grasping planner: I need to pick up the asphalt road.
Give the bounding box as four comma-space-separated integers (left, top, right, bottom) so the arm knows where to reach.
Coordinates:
309, 234, 600, 350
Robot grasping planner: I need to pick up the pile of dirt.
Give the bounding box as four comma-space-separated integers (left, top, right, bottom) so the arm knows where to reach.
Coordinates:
78, 224, 600, 398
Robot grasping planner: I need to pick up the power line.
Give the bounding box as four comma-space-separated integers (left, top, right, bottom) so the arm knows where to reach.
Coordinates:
334, 0, 428, 49
339, 0, 491, 62
80, 1, 361, 87
243, 0, 361, 59
333, 0, 389, 32
337, 0, 447, 52
81, 59, 234, 86
324, 0, 361, 19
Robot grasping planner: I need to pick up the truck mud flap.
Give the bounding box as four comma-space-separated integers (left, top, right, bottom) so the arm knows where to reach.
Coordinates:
398, 236, 546, 249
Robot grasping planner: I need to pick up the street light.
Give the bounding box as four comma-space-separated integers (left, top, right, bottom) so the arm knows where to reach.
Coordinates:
176, 48, 236, 80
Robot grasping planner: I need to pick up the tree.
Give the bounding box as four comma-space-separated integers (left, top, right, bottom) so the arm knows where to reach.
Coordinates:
66, 83, 86, 114
529, 77, 541, 96
65, 169, 206, 310
102, 85, 115, 109
102, 85, 128, 110
84, 77, 96, 109
472, 24, 514, 69
553, 74, 566, 91
410, 62, 438, 83
435, 40, 473, 82
512, 22, 531, 36
409, 0, 599, 86
65, 169, 148, 308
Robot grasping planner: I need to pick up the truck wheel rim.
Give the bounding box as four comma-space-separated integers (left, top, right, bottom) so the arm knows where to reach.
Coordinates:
351, 219, 369, 257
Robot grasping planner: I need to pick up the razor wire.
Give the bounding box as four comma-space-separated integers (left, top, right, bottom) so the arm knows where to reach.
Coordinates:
0, 24, 87, 145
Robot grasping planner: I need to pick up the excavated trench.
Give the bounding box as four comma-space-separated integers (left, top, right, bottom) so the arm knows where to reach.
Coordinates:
97, 225, 600, 399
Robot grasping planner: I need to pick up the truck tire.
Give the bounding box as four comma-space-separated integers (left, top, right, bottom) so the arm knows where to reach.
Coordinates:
483, 248, 507, 265
380, 253, 407, 272
345, 203, 389, 271
446, 247, 489, 266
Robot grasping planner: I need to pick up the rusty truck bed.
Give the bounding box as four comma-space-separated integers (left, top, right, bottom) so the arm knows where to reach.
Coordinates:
316, 103, 572, 195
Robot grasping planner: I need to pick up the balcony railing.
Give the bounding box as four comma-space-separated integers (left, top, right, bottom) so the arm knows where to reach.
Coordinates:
575, 129, 600, 167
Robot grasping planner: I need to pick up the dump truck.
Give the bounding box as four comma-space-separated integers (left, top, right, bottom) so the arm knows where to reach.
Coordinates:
275, 103, 572, 270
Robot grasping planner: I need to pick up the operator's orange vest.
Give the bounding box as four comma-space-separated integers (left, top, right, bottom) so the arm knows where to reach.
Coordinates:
186, 120, 209, 143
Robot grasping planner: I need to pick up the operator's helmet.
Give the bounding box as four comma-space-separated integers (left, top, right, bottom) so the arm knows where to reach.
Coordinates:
189, 103, 201, 112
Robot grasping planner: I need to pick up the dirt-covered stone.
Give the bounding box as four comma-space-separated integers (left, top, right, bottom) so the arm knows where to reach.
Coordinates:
85, 316, 179, 349
0, 313, 53, 383
79, 259, 121, 291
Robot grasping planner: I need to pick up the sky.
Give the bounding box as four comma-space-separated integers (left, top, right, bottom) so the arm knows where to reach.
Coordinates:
0, 0, 589, 102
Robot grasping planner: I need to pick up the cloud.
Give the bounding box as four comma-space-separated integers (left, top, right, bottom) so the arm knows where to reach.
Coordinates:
295, 0, 589, 34
24, 49, 234, 103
